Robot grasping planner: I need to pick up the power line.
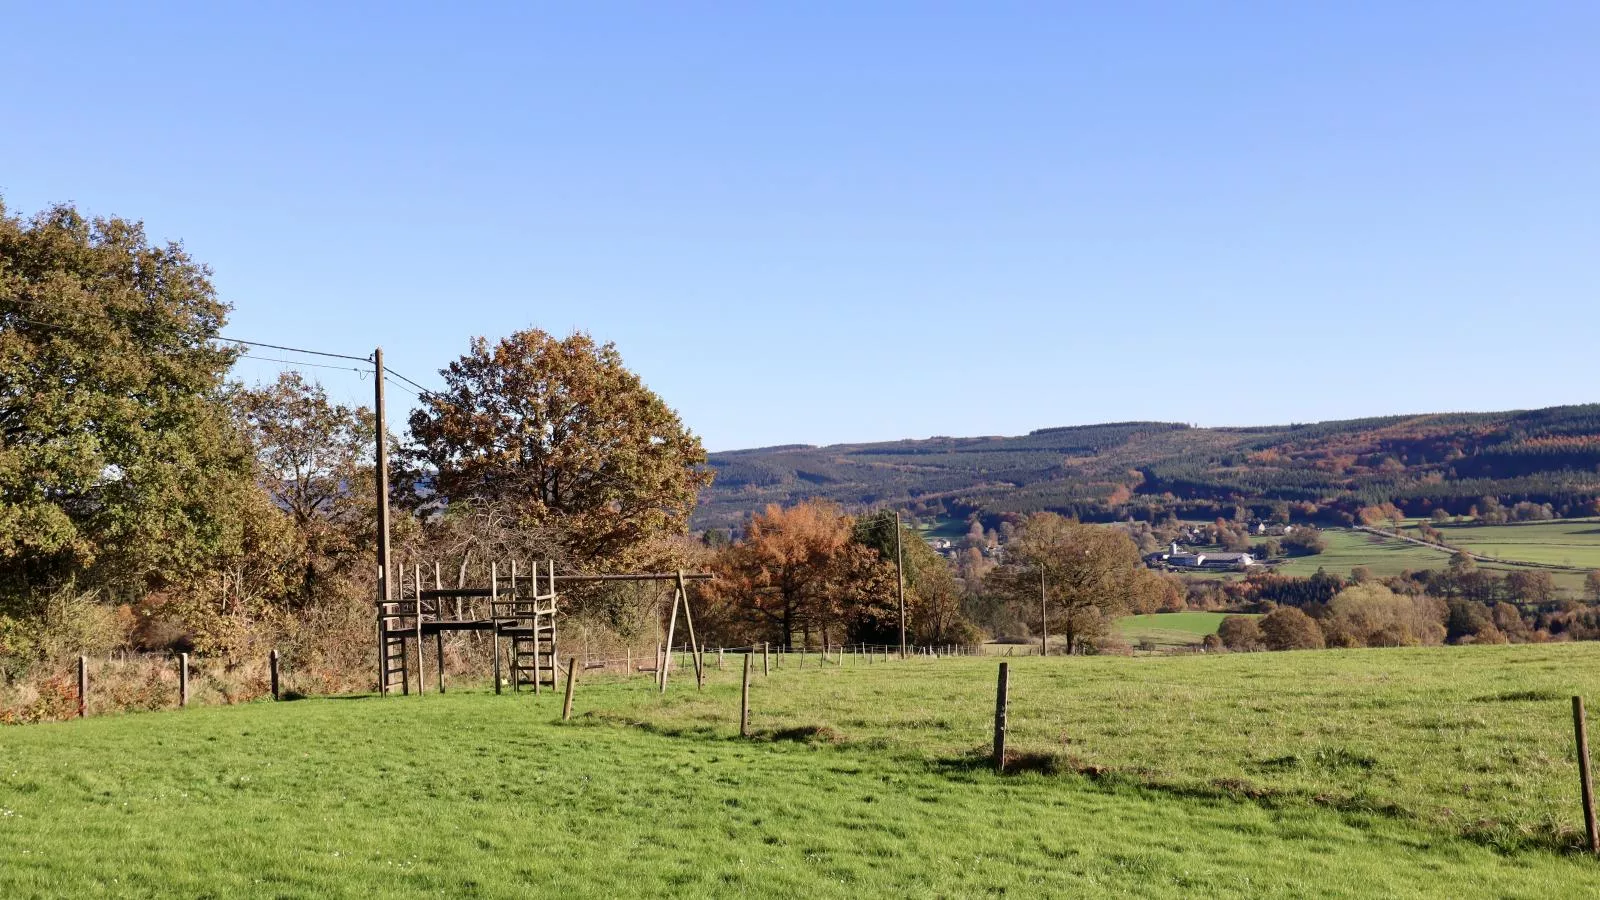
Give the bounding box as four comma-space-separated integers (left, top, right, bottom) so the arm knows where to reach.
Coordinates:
381, 376, 420, 399
4, 296, 373, 363
383, 367, 437, 397
236, 352, 370, 374
226, 337, 371, 363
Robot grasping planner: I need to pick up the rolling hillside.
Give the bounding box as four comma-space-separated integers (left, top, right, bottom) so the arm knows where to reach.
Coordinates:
696, 405, 1600, 529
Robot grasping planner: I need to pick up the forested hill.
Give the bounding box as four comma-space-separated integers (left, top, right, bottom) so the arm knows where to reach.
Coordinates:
694, 405, 1600, 528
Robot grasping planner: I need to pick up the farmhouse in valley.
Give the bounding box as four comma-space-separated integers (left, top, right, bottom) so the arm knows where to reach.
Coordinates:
1144, 542, 1260, 572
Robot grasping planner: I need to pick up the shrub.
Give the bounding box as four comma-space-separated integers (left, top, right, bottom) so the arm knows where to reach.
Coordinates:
1217, 616, 1263, 651
1260, 607, 1325, 651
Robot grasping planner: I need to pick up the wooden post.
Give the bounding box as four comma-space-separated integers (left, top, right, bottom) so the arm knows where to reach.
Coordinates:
993, 662, 1010, 773
740, 652, 752, 737
435, 631, 446, 694
562, 657, 577, 721
77, 655, 88, 718
1039, 567, 1048, 658
373, 347, 393, 695
895, 511, 907, 658
676, 570, 705, 690
179, 653, 189, 708
660, 583, 681, 693
1576, 696, 1599, 854
627, 646, 633, 673
270, 649, 281, 701
492, 561, 502, 695
719, 647, 725, 671
763, 642, 770, 677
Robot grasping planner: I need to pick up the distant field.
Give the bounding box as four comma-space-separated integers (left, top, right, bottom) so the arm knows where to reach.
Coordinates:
7, 647, 1600, 896
1117, 611, 1241, 648
1415, 520, 1600, 570
1275, 528, 1447, 579
1274, 528, 1591, 595
914, 517, 969, 540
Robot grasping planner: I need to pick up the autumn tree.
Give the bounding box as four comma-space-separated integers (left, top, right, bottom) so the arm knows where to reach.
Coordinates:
707, 501, 894, 648
1217, 615, 1263, 651
1505, 570, 1556, 605
403, 329, 711, 567
1279, 527, 1326, 556
0, 203, 259, 596
984, 513, 1144, 654
235, 372, 376, 608
853, 510, 976, 644
1321, 583, 1447, 647
1259, 607, 1325, 651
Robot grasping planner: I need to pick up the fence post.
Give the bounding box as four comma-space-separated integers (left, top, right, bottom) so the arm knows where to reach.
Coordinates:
763, 642, 770, 677
179, 653, 189, 708
270, 649, 281, 701
740, 652, 752, 737
993, 662, 1010, 773
1576, 696, 1599, 854
719, 647, 725, 671
562, 657, 577, 721
77, 655, 88, 719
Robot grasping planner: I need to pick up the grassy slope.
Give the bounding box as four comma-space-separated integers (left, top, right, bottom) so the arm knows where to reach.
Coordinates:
1423, 521, 1600, 570
5, 648, 1600, 897
1276, 529, 1590, 593
1116, 611, 1239, 648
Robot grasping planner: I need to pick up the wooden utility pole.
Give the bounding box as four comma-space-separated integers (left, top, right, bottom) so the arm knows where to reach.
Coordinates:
1576, 696, 1599, 854
373, 347, 393, 694
1039, 566, 1048, 658
895, 511, 907, 659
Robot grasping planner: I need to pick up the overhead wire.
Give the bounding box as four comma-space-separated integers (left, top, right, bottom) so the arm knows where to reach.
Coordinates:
3, 295, 374, 363
236, 352, 370, 374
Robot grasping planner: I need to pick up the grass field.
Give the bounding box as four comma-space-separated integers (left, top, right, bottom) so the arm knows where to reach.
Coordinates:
1417, 521, 1600, 571
1116, 611, 1241, 648
1276, 529, 1591, 594
6, 647, 1600, 896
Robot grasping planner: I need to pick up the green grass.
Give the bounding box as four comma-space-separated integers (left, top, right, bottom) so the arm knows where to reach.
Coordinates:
5, 647, 1600, 896
1116, 611, 1242, 648
1275, 529, 1448, 580
1416, 520, 1600, 571
1276, 529, 1590, 594
914, 516, 969, 540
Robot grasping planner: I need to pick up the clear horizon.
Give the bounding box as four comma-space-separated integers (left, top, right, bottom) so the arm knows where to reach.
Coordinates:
3, 4, 1596, 452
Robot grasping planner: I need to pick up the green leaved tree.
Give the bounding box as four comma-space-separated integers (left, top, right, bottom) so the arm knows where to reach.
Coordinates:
0, 202, 260, 602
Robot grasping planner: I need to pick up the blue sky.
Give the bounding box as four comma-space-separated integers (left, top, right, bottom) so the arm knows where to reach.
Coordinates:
3, 3, 1596, 451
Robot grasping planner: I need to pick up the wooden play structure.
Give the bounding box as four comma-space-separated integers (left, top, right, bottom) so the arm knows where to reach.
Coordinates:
377, 563, 713, 695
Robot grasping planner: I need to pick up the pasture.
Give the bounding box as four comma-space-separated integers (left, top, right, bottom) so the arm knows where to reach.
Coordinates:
5, 646, 1600, 897
1419, 520, 1600, 571
1115, 611, 1238, 648
1276, 528, 1591, 594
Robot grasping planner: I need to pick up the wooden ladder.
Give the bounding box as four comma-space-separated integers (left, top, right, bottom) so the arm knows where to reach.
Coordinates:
492, 560, 559, 694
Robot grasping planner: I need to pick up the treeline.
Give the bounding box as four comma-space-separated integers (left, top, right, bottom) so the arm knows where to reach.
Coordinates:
1201, 559, 1600, 652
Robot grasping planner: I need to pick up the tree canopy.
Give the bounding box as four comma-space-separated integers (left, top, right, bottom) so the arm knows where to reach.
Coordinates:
404, 329, 712, 566
0, 203, 254, 596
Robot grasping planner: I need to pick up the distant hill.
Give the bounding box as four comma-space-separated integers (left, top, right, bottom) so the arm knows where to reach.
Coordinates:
695, 405, 1600, 529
